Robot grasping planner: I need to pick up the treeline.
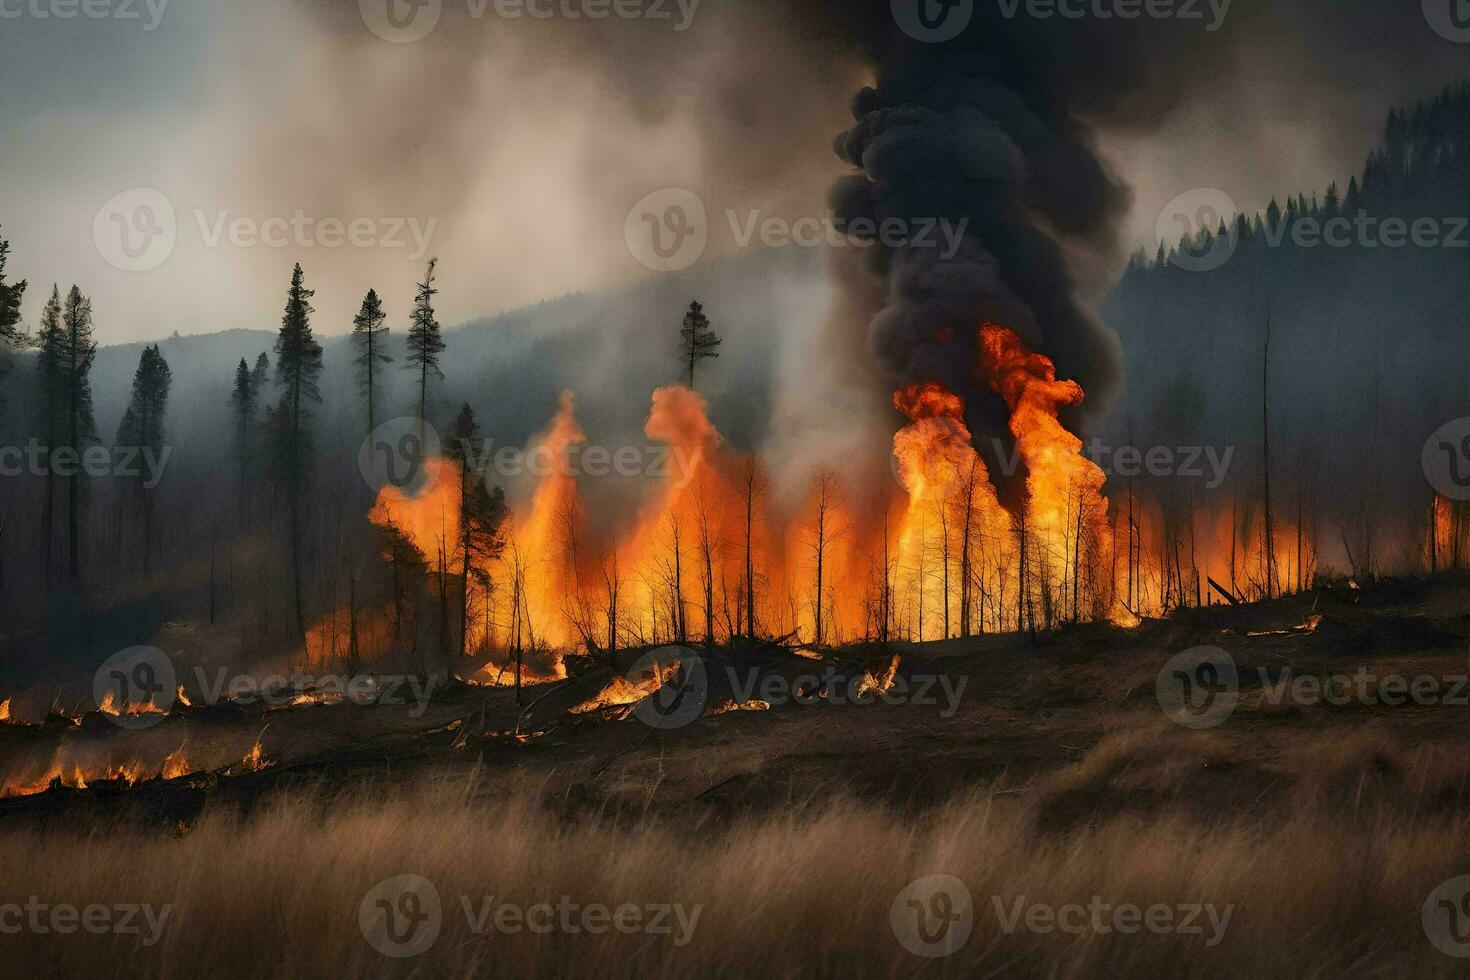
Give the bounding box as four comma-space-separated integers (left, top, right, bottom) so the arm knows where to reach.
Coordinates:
1103, 81, 1470, 581
0, 231, 754, 688
0, 244, 518, 682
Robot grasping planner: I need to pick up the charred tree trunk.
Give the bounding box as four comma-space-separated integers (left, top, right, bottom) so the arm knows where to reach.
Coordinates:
1261, 304, 1276, 600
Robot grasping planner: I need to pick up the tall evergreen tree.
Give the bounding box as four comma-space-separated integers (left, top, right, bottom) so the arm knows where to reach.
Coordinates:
404, 259, 444, 440
0, 229, 26, 351
59, 286, 97, 584
229, 357, 258, 521
115, 344, 172, 574
351, 288, 392, 438
33, 286, 63, 583
271, 263, 324, 647
249, 350, 269, 400
447, 403, 507, 659
679, 300, 721, 390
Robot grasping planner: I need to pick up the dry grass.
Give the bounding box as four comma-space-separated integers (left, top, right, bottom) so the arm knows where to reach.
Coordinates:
4, 735, 1470, 980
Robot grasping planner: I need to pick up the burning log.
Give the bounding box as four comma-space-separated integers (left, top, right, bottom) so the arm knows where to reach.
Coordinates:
708, 699, 770, 715
855, 652, 901, 698
567, 653, 684, 718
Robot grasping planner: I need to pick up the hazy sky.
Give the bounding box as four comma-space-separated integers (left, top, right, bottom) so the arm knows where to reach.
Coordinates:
0, 0, 1464, 345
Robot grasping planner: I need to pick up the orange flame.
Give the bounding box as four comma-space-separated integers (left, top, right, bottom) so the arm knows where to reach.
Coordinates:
978, 323, 1112, 624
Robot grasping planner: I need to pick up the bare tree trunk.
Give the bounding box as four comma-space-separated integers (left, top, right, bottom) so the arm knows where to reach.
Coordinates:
1261, 302, 1276, 600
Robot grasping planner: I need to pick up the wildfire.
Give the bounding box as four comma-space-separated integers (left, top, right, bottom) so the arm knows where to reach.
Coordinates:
161, 745, 192, 779
368, 455, 461, 559
891, 381, 1011, 639
240, 735, 272, 772
0, 697, 10, 722
346, 320, 1312, 660
96, 690, 167, 718
0, 744, 207, 799
567, 654, 685, 716
978, 323, 1111, 624
105, 760, 143, 785
284, 690, 343, 709
709, 698, 770, 715
176, 686, 192, 708
855, 652, 901, 698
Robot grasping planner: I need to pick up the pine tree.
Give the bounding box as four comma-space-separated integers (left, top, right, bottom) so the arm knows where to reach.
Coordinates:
447, 403, 507, 660
59, 286, 97, 585
33, 286, 63, 583
249, 351, 269, 400
229, 358, 258, 521
404, 259, 444, 440
351, 288, 392, 438
115, 344, 172, 574
0, 229, 26, 351
272, 263, 324, 648
679, 300, 721, 390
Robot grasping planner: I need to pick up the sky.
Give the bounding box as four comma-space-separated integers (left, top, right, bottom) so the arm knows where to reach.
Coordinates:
0, 0, 1465, 345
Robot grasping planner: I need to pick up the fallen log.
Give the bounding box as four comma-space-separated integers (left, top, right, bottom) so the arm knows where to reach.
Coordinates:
1207, 576, 1242, 606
